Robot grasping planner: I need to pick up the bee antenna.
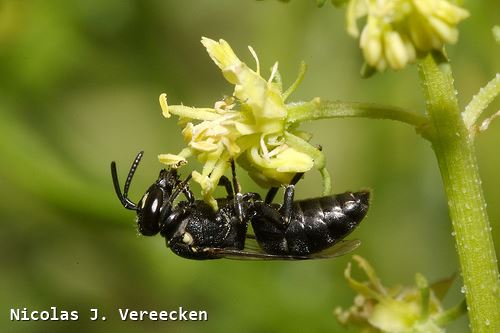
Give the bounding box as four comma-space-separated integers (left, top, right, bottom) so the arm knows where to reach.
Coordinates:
110, 151, 144, 210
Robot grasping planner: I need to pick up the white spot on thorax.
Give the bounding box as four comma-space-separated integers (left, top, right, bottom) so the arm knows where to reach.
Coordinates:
182, 232, 194, 245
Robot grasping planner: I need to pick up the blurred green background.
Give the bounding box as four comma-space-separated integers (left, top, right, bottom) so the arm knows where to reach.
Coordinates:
0, 1, 498, 332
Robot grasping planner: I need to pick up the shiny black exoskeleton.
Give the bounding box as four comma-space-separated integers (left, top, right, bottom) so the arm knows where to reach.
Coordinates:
111, 151, 257, 260
111, 151, 370, 260
249, 173, 370, 256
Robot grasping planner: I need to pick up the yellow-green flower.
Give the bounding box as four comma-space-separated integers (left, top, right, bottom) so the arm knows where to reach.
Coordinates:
159, 38, 328, 209
347, 0, 469, 71
335, 256, 466, 332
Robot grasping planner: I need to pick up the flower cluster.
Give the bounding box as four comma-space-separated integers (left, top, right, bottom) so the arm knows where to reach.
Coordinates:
159, 38, 327, 209
346, 0, 469, 71
335, 256, 465, 332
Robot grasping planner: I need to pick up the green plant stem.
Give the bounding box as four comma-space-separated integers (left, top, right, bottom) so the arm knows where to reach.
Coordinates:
286, 99, 429, 135
418, 52, 500, 332
462, 73, 500, 132
435, 300, 468, 327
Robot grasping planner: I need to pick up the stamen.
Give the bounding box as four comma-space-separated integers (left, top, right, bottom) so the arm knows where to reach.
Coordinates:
260, 134, 270, 160
268, 62, 279, 84
159, 93, 170, 118
267, 143, 288, 158
248, 45, 260, 74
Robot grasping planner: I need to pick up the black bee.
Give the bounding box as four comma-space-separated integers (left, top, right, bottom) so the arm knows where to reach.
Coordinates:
110, 151, 370, 260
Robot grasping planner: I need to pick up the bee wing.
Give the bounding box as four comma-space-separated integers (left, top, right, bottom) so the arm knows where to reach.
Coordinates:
205, 239, 361, 261
304, 239, 361, 259
201, 238, 293, 260
208, 248, 308, 260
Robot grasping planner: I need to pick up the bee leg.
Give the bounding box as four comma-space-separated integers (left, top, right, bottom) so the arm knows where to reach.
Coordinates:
265, 172, 305, 204
280, 173, 304, 224
181, 185, 195, 204
175, 174, 195, 204
159, 206, 190, 238
230, 160, 245, 223
241, 192, 261, 201
156, 175, 195, 230
217, 175, 234, 200
230, 160, 241, 194
250, 201, 289, 254
264, 187, 278, 204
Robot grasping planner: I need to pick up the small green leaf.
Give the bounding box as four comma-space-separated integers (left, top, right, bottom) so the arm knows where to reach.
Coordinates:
430, 273, 456, 300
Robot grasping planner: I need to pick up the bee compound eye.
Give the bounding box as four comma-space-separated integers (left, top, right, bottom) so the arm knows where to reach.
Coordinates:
137, 186, 165, 236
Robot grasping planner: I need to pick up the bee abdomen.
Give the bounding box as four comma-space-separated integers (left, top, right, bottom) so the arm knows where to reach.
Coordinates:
286, 191, 370, 254
295, 191, 370, 224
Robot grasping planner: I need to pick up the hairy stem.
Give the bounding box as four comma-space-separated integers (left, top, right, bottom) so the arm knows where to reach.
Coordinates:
418, 52, 500, 332
286, 99, 429, 137
462, 73, 500, 133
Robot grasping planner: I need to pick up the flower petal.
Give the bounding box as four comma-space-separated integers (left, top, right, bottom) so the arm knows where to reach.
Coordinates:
158, 153, 188, 167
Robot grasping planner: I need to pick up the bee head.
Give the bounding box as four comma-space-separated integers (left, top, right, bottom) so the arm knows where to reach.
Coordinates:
135, 168, 182, 236
111, 152, 185, 236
